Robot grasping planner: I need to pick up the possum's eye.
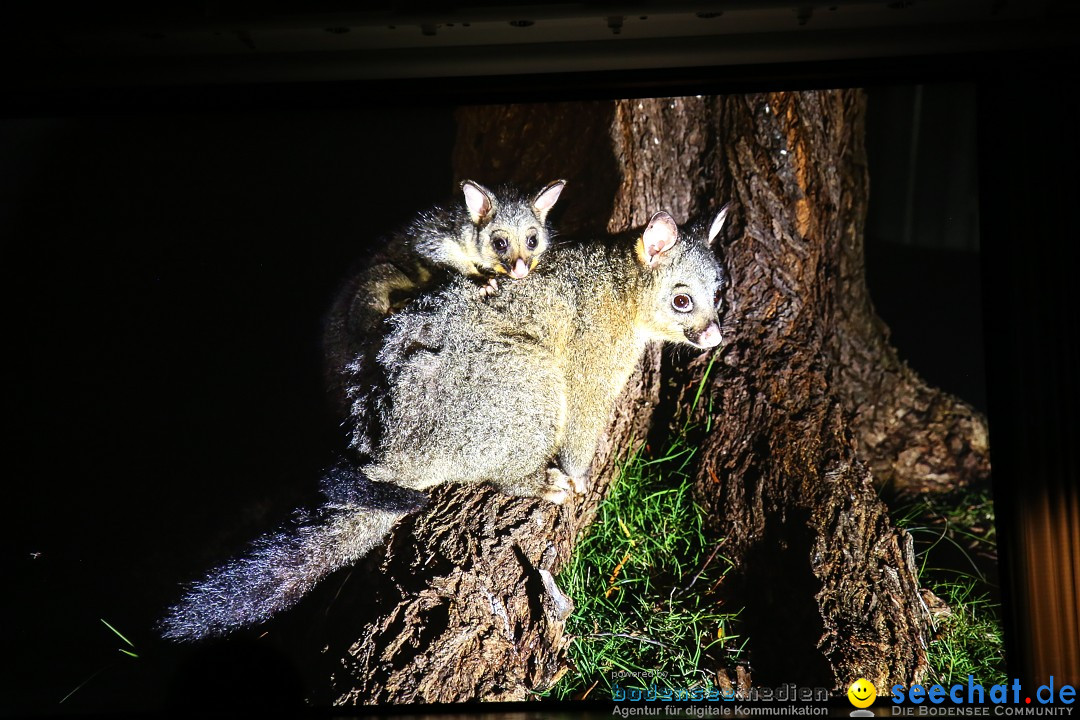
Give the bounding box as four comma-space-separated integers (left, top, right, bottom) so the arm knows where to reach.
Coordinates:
525, 231, 539, 251
672, 293, 693, 312
491, 235, 510, 255
714, 287, 723, 310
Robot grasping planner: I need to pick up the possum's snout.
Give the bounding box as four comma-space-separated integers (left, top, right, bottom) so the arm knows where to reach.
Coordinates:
509, 258, 530, 279
689, 322, 723, 349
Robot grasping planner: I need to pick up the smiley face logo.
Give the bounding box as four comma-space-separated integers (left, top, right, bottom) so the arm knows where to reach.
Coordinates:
848, 678, 877, 708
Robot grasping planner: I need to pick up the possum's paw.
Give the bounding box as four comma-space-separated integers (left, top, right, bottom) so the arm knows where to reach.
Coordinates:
541, 468, 572, 505
541, 468, 586, 504
568, 473, 587, 495
478, 278, 499, 297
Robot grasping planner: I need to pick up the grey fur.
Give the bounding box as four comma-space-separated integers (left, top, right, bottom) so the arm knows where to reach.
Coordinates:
323, 179, 566, 421
159, 464, 426, 641
353, 208, 727, 501
161, 206, 728, 641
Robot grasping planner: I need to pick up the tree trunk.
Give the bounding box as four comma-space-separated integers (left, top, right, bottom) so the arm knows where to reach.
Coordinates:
321, 89, 990, 703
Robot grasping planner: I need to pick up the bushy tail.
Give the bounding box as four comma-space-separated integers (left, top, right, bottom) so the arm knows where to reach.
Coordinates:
160, 462, 427, 642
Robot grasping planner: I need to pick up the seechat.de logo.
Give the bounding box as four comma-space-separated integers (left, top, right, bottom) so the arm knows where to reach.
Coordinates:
849, 678, 877, 717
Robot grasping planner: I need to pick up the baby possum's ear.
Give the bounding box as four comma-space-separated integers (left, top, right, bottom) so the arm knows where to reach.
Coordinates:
532, 179, 567, 221
708, 203, 731, 248
461, 180, 498, 224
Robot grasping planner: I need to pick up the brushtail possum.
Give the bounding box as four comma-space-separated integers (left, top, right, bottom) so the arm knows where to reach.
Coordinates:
161, 205, 729, 641
322, 179, 566, 420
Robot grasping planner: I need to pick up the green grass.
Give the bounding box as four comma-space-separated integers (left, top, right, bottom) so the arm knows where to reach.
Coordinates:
548, 359, 743, 701
893, 486, 1006, 686
59, 619, 139, 704
547, 358, 1005, 700
925, 579, 1007, 686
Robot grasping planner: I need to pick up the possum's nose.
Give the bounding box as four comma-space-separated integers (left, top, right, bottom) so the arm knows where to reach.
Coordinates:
509, 258, 529, 279
694, 322, 723, 348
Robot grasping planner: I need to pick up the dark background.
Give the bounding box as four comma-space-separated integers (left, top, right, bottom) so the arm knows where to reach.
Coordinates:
1, 1, 1075, 714
2, 106, 458, 712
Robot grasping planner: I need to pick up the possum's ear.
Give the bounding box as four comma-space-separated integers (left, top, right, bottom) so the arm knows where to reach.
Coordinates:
639, 211, 680, 268
708, 203, 730, 247
461, 180, 497, 224
532, 179, 566, 221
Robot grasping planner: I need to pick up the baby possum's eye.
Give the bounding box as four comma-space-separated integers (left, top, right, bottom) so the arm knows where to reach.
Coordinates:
672, 293, 693, 312
491, 235, 510, 254
525, 230, 539, 251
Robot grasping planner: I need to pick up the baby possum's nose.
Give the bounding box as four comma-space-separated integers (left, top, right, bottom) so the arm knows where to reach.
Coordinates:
509, 257, 530, 279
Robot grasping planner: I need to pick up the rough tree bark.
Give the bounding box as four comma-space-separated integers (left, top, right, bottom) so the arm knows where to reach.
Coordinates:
318, 89, 991, 703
